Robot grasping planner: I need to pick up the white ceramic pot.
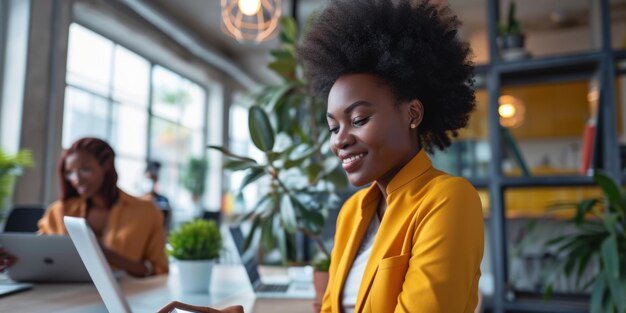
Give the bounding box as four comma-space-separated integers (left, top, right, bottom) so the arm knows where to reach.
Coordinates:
176, 259, 214, 293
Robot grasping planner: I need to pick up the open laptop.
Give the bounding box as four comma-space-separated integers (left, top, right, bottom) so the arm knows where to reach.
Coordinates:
229, 226, 315, 299
64, 216, 133, 313
0, 233, 91, 283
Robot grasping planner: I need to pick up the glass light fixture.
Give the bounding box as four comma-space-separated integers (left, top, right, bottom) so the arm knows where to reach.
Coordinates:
498, 95, 525, 128
221, 0, 282, 43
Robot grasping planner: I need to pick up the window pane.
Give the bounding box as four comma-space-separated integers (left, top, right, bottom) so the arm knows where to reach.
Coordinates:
181, 83, 206, 129
152, 66, 185, 121
113, 46, 150, 107
111, 103, 147, 159
62, 86, 108, 148
150, 117, 179, 164
115, 156, 146, 197
66, 24, 113, 95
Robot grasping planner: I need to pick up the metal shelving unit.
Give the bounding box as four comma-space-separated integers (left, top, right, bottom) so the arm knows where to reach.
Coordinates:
479, 0, 622, 312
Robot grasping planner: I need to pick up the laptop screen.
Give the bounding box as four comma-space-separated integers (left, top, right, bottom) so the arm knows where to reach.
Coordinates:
229, 226, 262, 286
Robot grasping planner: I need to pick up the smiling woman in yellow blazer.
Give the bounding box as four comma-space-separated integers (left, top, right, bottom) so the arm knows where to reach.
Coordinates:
299, 1, 484, 312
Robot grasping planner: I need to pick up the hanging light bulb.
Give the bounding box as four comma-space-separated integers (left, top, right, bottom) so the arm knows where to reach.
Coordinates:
221, 0, 282, 43
238, 0, 261, 16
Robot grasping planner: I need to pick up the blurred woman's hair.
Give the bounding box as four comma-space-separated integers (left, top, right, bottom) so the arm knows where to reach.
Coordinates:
58, 137, 119, 209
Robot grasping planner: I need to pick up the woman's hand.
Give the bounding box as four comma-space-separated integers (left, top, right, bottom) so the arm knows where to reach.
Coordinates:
156, 301, 244, 313
0, 247, 17, 272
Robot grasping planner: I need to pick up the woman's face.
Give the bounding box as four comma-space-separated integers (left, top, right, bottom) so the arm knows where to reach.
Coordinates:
327, 74, 421, 187
64, 150, 105, 199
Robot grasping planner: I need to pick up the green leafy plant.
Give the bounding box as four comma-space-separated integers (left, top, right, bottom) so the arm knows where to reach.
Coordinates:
166, 219, 222, 260
181, 157, 208, 201
542, 171, 626, 313
312, 257, 331, 272
0, 149, 33, 219
498, 1, 522, 36
208, 16, 347, 265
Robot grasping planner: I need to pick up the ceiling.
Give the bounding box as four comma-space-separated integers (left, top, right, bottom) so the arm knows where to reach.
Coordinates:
145, 0, 626, 86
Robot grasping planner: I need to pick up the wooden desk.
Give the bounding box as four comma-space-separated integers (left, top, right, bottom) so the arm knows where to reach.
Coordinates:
1, 265, 314, 313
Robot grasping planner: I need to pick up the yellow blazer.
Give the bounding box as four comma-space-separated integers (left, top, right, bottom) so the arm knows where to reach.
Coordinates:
321, 150, 484, 313
38, 190, 169, 274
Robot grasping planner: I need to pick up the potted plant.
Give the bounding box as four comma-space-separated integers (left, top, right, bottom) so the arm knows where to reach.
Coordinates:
541, 171, 625, 312
208, 16, 346, 304
166, 219, 223, 293
0, 149, 33, 221
181, 157, 209, 216
497, 1, 527, 60
312, 257, 331, 312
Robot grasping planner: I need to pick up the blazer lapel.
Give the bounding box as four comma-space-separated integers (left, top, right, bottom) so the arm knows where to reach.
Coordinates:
352, 194, 415, 312
353, 151, 432, 312
331, 185, 379, 312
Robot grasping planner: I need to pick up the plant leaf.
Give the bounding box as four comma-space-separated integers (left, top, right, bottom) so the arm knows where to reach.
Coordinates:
207, 145, 257, 163
606, 270, 626, 313
224, 159, 259, 171
239, 167, 266, 191
575, 199, 598, 226
243, 217, 262, 252
280, 193, 297, 233
594, 171, 625, 216
280, 16, 297, 44
601, 235, 620, 279
248, 106, 275, 152
591, 272, 606, 313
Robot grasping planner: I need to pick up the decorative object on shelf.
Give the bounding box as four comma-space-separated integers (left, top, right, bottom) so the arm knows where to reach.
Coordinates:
166, 219, 223, 293
221, 0, 282, 43
208, 17, 346, 266
0, 149, 33, 222
542, 171, 626, 313
497, 0, 529, 61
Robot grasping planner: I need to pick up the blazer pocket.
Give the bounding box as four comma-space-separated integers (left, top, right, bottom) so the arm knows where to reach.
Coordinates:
371, 253, 410, 312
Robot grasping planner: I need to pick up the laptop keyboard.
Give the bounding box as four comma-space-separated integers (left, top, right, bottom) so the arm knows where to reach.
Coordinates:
256, 283, 290, 292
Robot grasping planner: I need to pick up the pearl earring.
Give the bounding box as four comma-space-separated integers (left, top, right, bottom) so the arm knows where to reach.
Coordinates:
410, 123, 417, 129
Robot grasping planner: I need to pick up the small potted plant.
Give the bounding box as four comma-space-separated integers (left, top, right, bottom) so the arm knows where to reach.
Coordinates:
497, 1, 527, 60
312, 257, 330, 312
166, 219, 222, 293
0, 149, 33, 221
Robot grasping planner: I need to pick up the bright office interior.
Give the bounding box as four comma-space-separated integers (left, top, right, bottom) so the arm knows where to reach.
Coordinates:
1, 0, 626, 312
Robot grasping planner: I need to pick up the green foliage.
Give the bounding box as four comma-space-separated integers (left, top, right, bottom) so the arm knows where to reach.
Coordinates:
166, 219, 222, 260
497, 1, 522, 35
181, 157, 208, 199
542, 172, 626, 313
208, 16, 347, 263
0, 149, 33, 218
312, 257, 331, 272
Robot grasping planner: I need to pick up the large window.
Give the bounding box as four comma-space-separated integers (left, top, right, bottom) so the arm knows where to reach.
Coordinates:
63, 24, 208, 215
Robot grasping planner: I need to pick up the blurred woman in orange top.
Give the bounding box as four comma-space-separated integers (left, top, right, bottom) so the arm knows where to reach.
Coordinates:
37, 137, 168, 276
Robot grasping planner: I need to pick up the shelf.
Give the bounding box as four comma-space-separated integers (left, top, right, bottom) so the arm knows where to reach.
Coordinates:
500, 176, 594, 188
496, 52, 602, 86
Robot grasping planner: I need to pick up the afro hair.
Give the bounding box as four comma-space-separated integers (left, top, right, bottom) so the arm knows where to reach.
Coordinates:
298, 0, 476, 152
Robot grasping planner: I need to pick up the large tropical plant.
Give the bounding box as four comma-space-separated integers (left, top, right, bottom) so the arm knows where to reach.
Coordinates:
209, 17, 347, 263
543, 171, 626, 313
0, 149, 33, 220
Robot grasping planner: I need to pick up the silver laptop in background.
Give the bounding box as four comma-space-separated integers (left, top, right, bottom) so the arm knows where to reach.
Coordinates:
229, 226, 315, 299
0, 233, 91, 283
64, 216, 132, 313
